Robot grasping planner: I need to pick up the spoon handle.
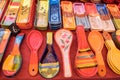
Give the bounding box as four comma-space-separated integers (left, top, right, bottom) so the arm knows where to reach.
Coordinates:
96, 51, 106, 77
29, 50, 38, 76
62, 52, 72, 77
76, 26, 90, 51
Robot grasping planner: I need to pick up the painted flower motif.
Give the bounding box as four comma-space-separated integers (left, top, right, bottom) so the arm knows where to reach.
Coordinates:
60, 32, 72, 51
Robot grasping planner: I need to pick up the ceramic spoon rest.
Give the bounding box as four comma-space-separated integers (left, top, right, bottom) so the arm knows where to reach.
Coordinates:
103, 32, 120, 75
49, 0, 61, 30
26, 30, 43, 76
39, 32, 60, 78
0, 28, 11, 63
85, 3, 103, 31
88, 30, 106, 77
16, 0, 35, 29
96, 4, 115, 32
1, 0, 21, 28
75, 26, 98, 77
73, 3, 90, 30
112, 30, 120, 49
107, 4, 120, 30
61, 1, 76, 30
2, 33, 24, 77
34, 0, 49, 30
54, 29, 73, 77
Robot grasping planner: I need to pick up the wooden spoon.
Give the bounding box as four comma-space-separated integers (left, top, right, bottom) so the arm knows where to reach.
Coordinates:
88, 30, 106, 77
54, 29, 73, 77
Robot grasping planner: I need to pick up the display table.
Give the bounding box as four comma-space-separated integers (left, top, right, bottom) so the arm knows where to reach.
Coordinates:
0, 29, 120, 80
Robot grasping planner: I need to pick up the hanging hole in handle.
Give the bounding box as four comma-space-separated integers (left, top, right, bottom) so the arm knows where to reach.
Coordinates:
32, 69, 35, 71
101, 69, 103, 72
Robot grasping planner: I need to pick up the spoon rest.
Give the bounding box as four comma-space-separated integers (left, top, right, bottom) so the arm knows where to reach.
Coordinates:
54, 29, 73, 77
107, 4, 120, 30
88, 30, 106, 77
1, 0, 21, 28
16, 0, 35, 29
85, 3, 103, 31
73, 3, 90, 30
112, 30, 120, 49
26, 30, 43, 76
39, 32, 60, 78
49, 0, 61, 30
103, 32, 120, 75
96, 4, 115, 32
0, 28, 11, 63
61, 1, 76, 30
34, 0, 49, 30
2, 33, 24, 77
0, 0, 9, 22
75, 26, 98, 77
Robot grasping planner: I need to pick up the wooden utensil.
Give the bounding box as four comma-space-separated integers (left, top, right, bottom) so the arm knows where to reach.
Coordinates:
75, 26, 98, 77
103, 32, 120, 75
2, 33, 24, 77
26, 30, 43, 76
54, 29, 73, 77
88, 30, 106, 77
39, 32, 60, 78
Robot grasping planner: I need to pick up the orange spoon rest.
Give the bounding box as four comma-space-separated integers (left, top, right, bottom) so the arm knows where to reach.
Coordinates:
88, 30, 106, 77
61, 1, 76, 30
